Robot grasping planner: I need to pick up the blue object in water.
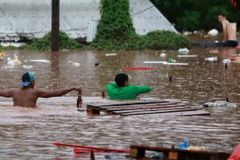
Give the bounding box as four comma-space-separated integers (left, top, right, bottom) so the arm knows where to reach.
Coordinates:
178, 138, 190, 150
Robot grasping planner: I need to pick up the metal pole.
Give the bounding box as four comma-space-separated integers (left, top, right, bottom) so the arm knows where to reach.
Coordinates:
51, 0, 60, 51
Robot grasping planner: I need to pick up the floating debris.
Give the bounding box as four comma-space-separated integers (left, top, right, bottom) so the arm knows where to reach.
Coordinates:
205, 57, 218, 62
163, 62, 188, 66
12, 55, 21, 65
29, 59, 51, 63
178, 48, 189, 54
167, 58, 176, 63
143, 61, 167, 64
22, 65, 33, 69
0, 51, 5, 60
203, 100, 237, 108
123, 67, 155, 71
68, 61, 80, 67
160, 53, 166, 59
177, 55, 197, 58
0, 42, 26, 48
6, 57, 14, 67
105, 53, 117, 56
222, 59, 231, 64
208, 29, 219, 36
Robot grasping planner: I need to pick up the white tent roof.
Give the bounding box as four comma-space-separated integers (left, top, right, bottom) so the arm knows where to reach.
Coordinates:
0, 0, 176, 41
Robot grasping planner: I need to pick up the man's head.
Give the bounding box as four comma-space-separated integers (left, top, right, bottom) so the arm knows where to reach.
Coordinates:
21, 72, 36, 88
115, 73, 129, 87
218, 15, 226, 22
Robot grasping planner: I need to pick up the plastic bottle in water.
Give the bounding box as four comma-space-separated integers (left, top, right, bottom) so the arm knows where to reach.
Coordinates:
76, 92, 82, 108
178, 48, 190, 54
205, 57, 218, 62
178, 138, 190, 150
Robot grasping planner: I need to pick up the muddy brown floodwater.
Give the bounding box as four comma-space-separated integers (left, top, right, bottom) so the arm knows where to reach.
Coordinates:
0, 48, 240, 159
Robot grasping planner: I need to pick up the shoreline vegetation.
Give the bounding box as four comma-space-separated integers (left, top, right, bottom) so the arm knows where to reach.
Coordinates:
0, 0, 190, 51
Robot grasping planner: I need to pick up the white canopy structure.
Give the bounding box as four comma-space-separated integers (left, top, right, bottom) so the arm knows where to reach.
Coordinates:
0, 0, 176, 42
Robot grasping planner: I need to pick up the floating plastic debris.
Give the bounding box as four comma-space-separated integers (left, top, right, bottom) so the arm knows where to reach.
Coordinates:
5, 57, 14, 68
0, 42, 26, 48
163, 62, 188, 66
167, 58, 176, 63
160, 53, 166, 58
178, 48, 189, 54
203, 100, 237, 108
143, 61, 167, 64
222, 59, 231, 64
208, 29, 219, 36
205, 57, 218, 62
12, 55, 21, 65
178, 138, 189, 150
105, 53, 117, 56
68, 61, 80, 67
123, 67, 155, 71
29, 59, 51, 63
22, 65, 33, 69
177, 55, 197, 58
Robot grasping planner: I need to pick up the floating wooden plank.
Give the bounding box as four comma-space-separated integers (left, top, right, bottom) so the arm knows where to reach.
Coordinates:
88, 100, 170, 107
98, 101, 182, 110
114, 107, 193, 114
130, 145, 230, 160
86, 100, 210, 116
106, 104, 186, 111
121, 110, 210, 116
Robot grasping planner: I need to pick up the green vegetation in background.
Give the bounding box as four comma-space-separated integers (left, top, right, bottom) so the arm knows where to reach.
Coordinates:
92, 0, 189, 50
95, 0, 135, 41
22, 31, 82, 50
9, 0, 190, 51
150, 0, 240, 31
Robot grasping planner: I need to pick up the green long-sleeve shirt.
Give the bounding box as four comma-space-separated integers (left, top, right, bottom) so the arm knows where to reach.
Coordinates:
106, 83, 151, 100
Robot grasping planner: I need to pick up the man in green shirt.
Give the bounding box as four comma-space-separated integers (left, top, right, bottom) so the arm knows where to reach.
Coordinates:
106, 73, 151, 100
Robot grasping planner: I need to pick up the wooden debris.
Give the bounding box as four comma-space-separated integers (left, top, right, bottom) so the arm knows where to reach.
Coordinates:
86, 100, 210, 116
130, 145, 230, 160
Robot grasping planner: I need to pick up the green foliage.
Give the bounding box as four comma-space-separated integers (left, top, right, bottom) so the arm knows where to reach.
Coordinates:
93, 0, 189, 50
176, 11, 201, 31
151, 0, 240, 31
95, 0, 135, 42
142, 31, 190, 49
22, 31, 82, 50
92, 31, 190, 50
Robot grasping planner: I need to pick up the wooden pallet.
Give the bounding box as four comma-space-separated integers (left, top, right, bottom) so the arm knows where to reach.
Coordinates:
86, 100, 210, 116
130, 145, 230, 160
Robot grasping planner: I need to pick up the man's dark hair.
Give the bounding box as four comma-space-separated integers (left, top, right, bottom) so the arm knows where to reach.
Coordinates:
115, 73, 128, 87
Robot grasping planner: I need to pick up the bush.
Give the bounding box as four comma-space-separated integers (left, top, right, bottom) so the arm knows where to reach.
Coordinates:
93, 0, 190, 50
92, 31, 190, 50
95, 0, 135, 42
22, 31, 82, 50
143, 31, 190, 49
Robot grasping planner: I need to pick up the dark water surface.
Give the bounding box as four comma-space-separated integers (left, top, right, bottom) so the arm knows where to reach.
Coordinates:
0, 48, 240, 159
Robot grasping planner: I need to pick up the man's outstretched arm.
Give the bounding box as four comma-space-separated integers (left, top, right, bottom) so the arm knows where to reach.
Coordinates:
0, 90, 14, 98
36, 88, 81, 98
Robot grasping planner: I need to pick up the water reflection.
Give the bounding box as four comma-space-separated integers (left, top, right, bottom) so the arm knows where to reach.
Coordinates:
50, 51, 60, 89
0, 48, 240, 159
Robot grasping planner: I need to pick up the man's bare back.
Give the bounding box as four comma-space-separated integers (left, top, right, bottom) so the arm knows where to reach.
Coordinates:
0, 72, 81, 107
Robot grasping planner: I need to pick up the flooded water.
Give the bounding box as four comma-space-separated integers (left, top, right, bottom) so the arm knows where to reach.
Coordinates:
0, 48, 240, 159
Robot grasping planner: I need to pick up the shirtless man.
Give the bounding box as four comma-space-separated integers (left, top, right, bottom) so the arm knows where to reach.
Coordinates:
0, 72, 81, 107
218, 15, 238, 47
